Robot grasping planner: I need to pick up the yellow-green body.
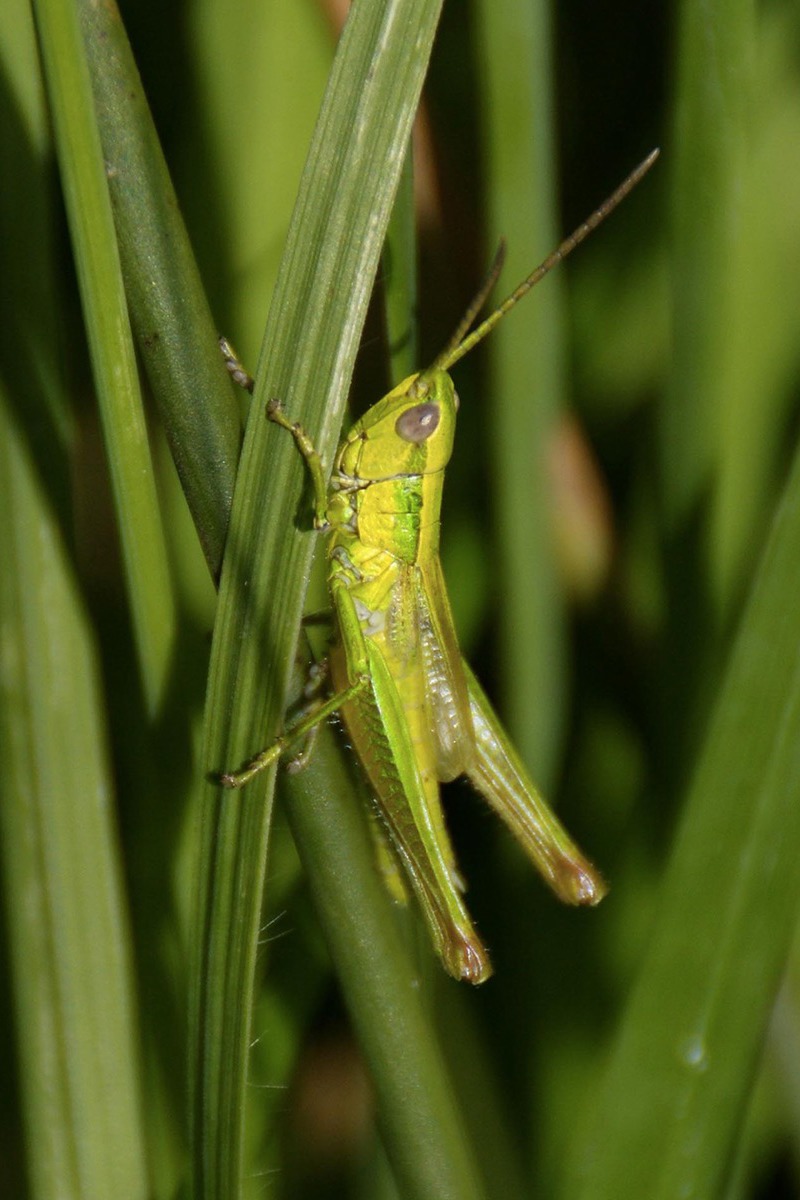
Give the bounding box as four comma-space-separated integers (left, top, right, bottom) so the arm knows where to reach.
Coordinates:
220, 152, 661, 981
320, 370, 604, 982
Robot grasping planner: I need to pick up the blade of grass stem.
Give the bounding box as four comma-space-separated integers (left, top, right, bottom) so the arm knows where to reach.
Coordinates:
282, 728, 487, 1200
0, 387, 150, 1200
1, 383, 152, 1200
664, 0, 754, 566
34, 0, 175, 716
473, 0, 566, 785
78, 0, 242, 581
0, 35, 150, 1150
571, 435, 800, 1199
194, 4, 489, 1200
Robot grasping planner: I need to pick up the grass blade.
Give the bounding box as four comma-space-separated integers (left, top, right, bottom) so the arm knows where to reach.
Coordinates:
282, 731, 487, 1200
192, 3, 490, 1198
0, 10, 148, 1186
34, 0, 175, 714
78, 0, 242, 581
0, 391, 150, 1200
473, 0, 566, 784
571, 436, 800, 1197
664, 0, 756, 607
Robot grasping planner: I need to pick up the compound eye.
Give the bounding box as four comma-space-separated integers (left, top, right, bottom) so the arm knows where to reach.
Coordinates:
395, 402, 440, 444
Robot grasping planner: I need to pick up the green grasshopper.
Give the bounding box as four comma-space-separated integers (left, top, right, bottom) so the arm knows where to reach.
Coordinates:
221, 150, 658, 983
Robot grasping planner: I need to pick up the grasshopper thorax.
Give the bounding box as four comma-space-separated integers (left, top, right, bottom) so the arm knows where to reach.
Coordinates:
336, 370, 458, 481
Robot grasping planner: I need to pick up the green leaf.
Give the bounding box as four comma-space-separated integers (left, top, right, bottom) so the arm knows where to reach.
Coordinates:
665, 0, 757, 608
0, 12, 148, 1193
78, 0, 242, 581
473, 0, 566, 785
282, 731, 489, 1200
0, 391, 149, 1200
571, 437, 800, 1198
34, 0, 175, 715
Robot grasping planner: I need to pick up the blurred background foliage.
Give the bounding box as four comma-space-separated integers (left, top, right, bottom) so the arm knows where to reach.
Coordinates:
2, 0, 800, 1198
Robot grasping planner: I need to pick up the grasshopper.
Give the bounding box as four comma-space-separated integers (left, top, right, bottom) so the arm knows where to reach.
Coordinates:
221, 150, 658, 983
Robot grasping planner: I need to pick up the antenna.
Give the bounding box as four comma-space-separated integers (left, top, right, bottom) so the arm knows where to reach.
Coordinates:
434, 240, 507, 370
434, 148, 659, 376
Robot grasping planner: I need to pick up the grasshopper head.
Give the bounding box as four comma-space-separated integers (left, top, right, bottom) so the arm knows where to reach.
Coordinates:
337, 370, 458, 480
335, 152, 659, 485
